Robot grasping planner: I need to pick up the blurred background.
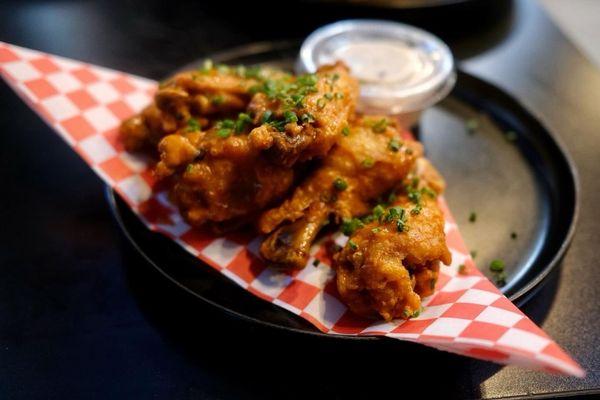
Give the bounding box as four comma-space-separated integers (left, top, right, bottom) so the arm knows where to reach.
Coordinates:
0, 0, 597, 79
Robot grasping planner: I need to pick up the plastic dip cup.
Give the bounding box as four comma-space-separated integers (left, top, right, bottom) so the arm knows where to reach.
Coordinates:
298, 20, 456, 128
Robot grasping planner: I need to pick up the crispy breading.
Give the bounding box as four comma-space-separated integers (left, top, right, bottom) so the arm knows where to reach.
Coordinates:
333, 187, 451, 321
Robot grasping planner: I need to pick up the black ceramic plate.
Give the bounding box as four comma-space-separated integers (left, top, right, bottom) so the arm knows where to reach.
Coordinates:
107, 41, 578, 337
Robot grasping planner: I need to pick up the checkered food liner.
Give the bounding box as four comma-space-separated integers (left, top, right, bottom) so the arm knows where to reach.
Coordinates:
0, 42, 584, 377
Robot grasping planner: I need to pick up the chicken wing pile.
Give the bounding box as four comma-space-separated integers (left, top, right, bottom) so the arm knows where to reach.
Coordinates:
119, 60, 450, 320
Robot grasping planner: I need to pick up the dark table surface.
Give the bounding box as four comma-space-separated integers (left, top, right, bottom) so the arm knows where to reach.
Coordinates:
1, 0, 599, 398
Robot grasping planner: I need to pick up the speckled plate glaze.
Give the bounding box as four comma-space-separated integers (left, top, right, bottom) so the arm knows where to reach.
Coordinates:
107, 41, 578, 337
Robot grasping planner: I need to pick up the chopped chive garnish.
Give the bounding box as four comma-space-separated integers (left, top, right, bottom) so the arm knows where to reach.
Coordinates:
324, 93, 334, 100
489, 259, 505, 272
396, 219, 407, 232
348, 240, 358, 250
335, 92, 344, 99
235, 113, 252, 133
494, 272, 507, 286
469, 212, 477, 223
216, 64, 230, 74
372, 204, 386, 221
371, 227, 381, 233
411, 204, 422, 215
297, 73, 318, 86
219, 119, 235, 129
388, 138, 401, 152
283, 110, 298, 124
341, 218, 364, 236
362, 157, 374, 168
185, 164, 194, 173
372, 118, 388, 133
388, 191, 397, 203
216, 128, 231, 138
333, 177, 348, 191
301, 113, 315, 123
261, 110, 273, 123
466, 118, 479, 134
211, 95, 224, 105
269, 120, 287, 132
291, 94, 304, 108
200, 59, 213, 72
408, 189, 421, 205
342, 126, 350, 136
421, 187, 437, 198
186, 118, 201, 132
317, 98, 327, 109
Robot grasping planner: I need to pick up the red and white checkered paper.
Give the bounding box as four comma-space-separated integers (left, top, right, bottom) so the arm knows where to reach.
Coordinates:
0, 41, 584, 377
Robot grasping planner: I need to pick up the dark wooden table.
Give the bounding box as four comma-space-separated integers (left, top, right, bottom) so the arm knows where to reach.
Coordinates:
1, 0, 598, 398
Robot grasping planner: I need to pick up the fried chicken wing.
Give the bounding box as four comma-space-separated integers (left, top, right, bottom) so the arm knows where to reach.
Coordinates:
120, 62, 357, 163
139, 63, 358, 230
247, 62, 359, 166
120, 64, 262, 152
258, 116, 423, 269
333, 171, 451, 321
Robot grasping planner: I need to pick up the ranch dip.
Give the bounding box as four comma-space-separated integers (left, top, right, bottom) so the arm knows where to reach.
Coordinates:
298, 20, 455, 124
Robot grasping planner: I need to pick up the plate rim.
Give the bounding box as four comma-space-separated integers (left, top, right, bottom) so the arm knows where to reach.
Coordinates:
107, 40, 579, 338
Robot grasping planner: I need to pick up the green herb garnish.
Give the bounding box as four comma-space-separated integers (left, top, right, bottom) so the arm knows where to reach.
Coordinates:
342, 126, 350, 136
215, 119, 235, 138
362, 157, 374, 168
469, 212, 477, 223
333, 177, 348, 191
348, 240, 358, 251
261, 110, 273, 123
372, 204, 386, 221
489, 259, 505, 272
389, 138, 401, 152
234, 113, 253, 133
301, 113, 315, 123
341, 218, 364, 236
411, 204, 422, 215
216, 128, 231, 138
372, 118, 388, 133
283, 110, 298, 124
211, 95, 224, 105
466, 118, 479, 134
186, 118, 201, 132
199, 59, 213, 73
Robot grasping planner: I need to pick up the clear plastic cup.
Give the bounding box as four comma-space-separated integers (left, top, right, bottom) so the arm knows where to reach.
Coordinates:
297, 20, 456, 128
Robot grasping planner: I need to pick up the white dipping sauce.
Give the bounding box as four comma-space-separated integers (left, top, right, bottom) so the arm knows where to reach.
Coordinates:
299, 20, 455, 116
331, 41, 435, 86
